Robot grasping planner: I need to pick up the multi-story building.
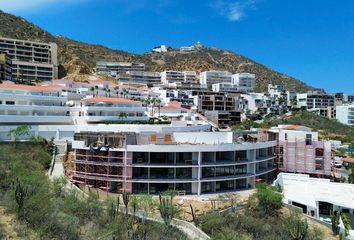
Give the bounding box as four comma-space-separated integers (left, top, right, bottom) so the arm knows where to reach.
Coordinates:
200, 71, 232, 85
310, 106, 336, 119
336, 104, 354, 126
183, 71, 197, 84
118, 71, 161, 85
160, 71, 185, 84
270, 125, 333, 177
0, 83, 71, 124
232, 73, 256, 91
79, 97, 148, 123
96, 61, 145, 78
212, 83, 240, 93
297, 90, 335, 109
0, 37, 58, 82
71, 131, 277, 195
0, 52, 12, 81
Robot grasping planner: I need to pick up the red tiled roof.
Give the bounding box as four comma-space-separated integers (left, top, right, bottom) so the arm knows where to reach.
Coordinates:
0, 83, 58, 92
342, 157, 354, 163
81, 97, 141, 104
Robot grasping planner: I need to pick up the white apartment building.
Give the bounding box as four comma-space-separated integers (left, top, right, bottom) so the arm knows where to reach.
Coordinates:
0, 37, 58, 82
152, 45, 168, 53
296, 91, 335, 109
232, 73, 256, 91
161, 71, 185, 84
96, 61, 145, 78
119, 71, 161, 85
200, 71, 232, 85
212, 83, 240, 93
336, 104, 354, 126
270, 125, 332, 177
183, 71, 197, 84
0, 84, 71, 124
79, 97, 148, 123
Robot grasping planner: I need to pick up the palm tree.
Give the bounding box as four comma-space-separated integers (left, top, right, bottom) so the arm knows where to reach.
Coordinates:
144, 99, 150, 112
122, 89, 128, 98
94, 85, 99, 97
155, 99, 162, 117
114, 86, 120, 97
150, 98, 157, 116
90, 87, 95, 97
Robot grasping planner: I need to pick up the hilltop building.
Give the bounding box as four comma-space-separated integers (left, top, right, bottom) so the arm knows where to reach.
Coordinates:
336, 104, 354, 126
0, 52, 12, 81
199, 71, 232, 85
0, 37, 58, 82
96, 61, 145, 78
232, 73, 256, 92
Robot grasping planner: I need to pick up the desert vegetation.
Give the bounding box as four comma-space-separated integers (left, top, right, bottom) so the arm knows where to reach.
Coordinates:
0, 140, 186, 239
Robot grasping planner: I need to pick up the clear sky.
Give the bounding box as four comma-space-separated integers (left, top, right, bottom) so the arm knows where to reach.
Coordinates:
1, 0, 354, 93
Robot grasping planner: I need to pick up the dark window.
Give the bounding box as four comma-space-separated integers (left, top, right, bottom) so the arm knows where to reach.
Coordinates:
6, 101, 15, 105
306, 134, 312, 145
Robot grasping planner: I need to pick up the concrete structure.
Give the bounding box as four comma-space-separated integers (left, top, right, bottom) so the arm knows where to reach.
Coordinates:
180, 45, 196, 52
232, 73, 256, 91
212, 83, 240, 93
297, 90, 335, 109
118, 71, 161, 85
152, 45, 168, 53
270, 125, 333, 177
79, 97, 148, 123
0, 83, 71, 124
96, 61, 145, 78
336, 104, 354, 126
0, 37, 58, 82
71, 131, 277, 195
0, 52, 12, 81
200, 71, 232, 85
310, 106, 336, 119
183, 71, 197, 84
274, 173, 354, 219
161, 71, 185, 84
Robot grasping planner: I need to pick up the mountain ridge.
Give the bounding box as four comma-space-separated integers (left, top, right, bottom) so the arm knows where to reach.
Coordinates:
0, 10, 312, 92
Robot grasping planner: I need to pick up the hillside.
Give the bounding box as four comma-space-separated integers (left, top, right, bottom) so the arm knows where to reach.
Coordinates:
0, 10, 311, 92
235, 111, 354, 143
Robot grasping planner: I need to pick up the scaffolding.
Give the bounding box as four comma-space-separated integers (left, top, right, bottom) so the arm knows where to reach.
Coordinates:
72, 149, 133, 192
276, 137, 332, 177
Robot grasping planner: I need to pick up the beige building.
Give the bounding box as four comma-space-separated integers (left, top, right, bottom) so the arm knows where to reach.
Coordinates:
0, 37, 58, 82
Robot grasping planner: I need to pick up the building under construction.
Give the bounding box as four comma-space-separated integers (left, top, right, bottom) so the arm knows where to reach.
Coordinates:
71, 130, 277, 195
270, 125, 333, 177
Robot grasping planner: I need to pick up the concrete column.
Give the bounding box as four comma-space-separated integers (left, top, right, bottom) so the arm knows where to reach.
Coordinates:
198, 152, 202, 195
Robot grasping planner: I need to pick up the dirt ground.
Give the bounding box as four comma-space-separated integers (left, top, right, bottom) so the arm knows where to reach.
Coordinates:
0, 206, 38, 240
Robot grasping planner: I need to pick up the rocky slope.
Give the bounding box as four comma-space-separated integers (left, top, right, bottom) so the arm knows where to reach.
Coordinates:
0, 10, 311, 92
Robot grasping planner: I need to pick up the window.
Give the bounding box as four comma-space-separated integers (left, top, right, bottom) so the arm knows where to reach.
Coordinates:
6, 101, 15, 105
315, 148, 324, 157
305, 134, 312, 145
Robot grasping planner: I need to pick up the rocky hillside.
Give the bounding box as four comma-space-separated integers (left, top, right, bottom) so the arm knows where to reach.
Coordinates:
0, 10, 311, 92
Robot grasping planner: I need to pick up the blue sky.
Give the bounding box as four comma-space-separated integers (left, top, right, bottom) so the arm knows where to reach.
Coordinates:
1, 0, 354, 93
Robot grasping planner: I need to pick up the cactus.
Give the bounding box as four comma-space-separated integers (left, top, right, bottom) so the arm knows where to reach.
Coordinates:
158, 192, 179, 226
190, 204, 199, 227
108, 202, 117, 220
330, 210, 340, 234
122, 191, 130, 216
286, 211, 308, 240
15, 181, 29, 217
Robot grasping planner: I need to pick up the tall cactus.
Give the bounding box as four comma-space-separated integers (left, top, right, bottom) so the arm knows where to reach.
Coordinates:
286, 211, 308, 240
15, 181, 28, 218
122, 191, 130, 216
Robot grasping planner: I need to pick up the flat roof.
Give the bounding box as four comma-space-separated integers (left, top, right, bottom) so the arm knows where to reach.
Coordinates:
276, 173, 354, 209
